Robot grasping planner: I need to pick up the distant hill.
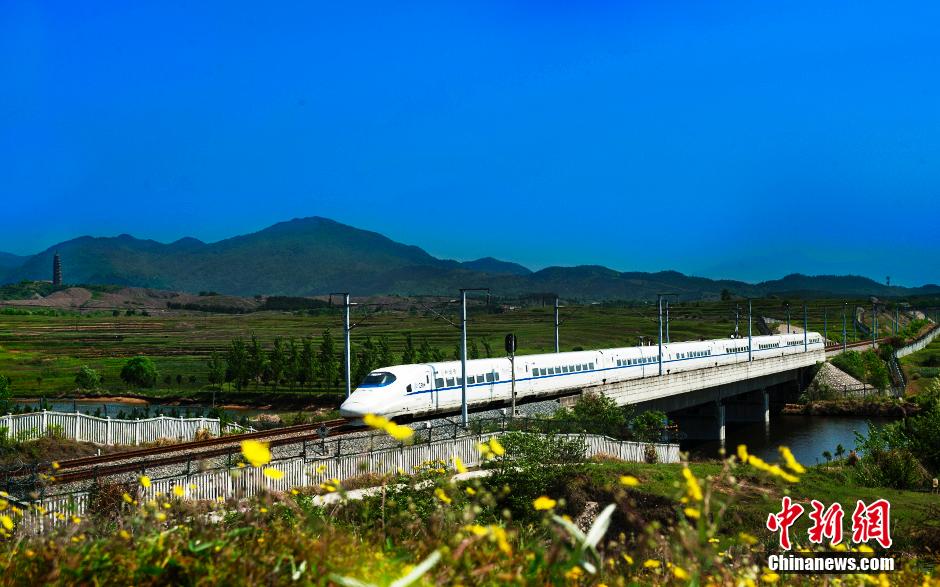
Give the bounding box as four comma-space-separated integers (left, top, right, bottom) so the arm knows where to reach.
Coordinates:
1, 216, 937, 301
0, 252, 26, 271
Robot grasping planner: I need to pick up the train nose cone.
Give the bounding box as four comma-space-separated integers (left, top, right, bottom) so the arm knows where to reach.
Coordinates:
339, 402, 367, 418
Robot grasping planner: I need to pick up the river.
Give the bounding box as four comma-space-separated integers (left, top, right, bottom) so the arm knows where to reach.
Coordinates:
684, 414, 893, 465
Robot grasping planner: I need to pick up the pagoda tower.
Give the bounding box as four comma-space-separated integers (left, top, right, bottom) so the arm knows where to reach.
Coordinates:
52, 252, 62, 285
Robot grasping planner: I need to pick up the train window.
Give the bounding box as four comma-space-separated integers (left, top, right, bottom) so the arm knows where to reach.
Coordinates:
562, 366, 569, 373
589, 362, 594, 369
533, 368, 540, 376
435, 378, 444, 388
406, 384, 412, 392
456, 377, 463, 385
467, 375, 475, 384
446, 377, 455, 386
486, 372, 495, 382
360, 372, 397, 387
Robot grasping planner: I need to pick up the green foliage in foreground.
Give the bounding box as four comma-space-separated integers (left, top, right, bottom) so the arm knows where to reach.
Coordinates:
4, 432, 940, 585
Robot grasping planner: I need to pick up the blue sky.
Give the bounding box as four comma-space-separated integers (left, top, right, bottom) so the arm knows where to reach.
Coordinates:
2, 2, 938, 285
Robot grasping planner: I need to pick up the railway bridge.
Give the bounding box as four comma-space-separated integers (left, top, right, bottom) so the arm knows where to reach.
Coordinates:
557, 350, 826, 442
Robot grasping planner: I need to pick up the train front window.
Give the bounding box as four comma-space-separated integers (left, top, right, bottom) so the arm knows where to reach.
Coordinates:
360, 372, 397, 387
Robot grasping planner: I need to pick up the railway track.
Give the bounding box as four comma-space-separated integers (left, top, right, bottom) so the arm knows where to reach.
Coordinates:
18, 418, 350, 486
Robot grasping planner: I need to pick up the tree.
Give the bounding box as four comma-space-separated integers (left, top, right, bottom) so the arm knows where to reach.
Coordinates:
0, 374, 11, 413
247, 335, 267, 390
468, 339, 480, 360
376, 336, 393, 367
120, 356, 159, 388
401, 333, 417, 364
553, 392, 633, 438
631, 410, 667, 443
286, 338, 301, 391
480, 337, 493, 358
207, 351, 226, 390
268, 337, 286, 391
354, 336, 377, 385
74, 365, 101, 390
835, 444, 846, 461
417, 338, 433, 364
299, 337, 317, 390
225, 338, 250, 391
176, 374, 183, 387
318, 329, 340, 388
822, 450, 832, 467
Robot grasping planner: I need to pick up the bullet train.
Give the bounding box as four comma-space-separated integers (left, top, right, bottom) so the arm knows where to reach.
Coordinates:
339, 332, 825, 419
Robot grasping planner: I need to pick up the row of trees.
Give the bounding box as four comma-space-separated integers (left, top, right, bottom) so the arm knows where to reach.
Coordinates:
209, 331, 497, 392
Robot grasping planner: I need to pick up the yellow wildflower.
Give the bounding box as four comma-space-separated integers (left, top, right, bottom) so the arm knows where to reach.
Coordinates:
778, 446, 807, 474
761, 571, 780, 583
123, 493, 134, 504
453, 455, 468, 474
533, 496, 557, 510
139, 475, 151, 488
643, 559, 660, 569
434, 487, 452, 504
858, 544, 874, 554
684, 507, 701, 519
240, 440, 271, 467
619, 475, 640, 487
363, 413, 389, 429
386, 423, 414, 441
0, 516, 12, 531
71, 516, 81, 524
673, 566, 689, 580
263, 467, 285, 480
464, 524, 489, 537
119, 530, 131, 540
739, 532, 758, 545
316, 464, 327, 474
51, 462, 60, 470
623, 554, 634, 565
466, 487, 476, 495
488, 438, 505, 456
172, 485, 184, 497
737, 444, 749, 462
155, 512, 166, 522
682, 467, 703, 502
564, 566, 584, 580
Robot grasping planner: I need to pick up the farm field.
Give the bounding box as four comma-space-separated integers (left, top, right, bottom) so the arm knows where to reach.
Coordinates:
0, 296, 929, 400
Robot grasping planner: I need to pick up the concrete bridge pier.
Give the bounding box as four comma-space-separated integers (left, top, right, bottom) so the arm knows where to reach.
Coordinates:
671, 401, 725, 443
724, 389, 770, 424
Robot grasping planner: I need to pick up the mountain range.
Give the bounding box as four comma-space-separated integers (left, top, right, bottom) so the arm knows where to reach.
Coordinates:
1, 217, 936, 301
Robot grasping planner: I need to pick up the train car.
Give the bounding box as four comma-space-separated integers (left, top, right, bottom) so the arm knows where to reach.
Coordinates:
339, 332, 825, 419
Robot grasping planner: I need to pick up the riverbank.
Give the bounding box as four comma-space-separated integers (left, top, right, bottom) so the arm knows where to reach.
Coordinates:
782, 398, 919, 417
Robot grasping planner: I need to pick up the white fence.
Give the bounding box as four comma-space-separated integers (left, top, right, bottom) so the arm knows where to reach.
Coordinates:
20, 432, 679, 533
0, 411, 249, 446
895, 324, 940, 359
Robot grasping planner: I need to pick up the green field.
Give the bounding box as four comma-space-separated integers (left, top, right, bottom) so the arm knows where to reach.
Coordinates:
0, 297, 930, 401
900, 334, 940, 394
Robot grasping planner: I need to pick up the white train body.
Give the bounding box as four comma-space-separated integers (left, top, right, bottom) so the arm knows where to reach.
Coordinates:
339, 332, 825, 419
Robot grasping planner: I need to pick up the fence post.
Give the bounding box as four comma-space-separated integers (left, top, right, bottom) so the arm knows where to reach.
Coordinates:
41, 409, 47, 437
106, 416, 112, 445
75, 411, 81, 443
134, 419, 140, 446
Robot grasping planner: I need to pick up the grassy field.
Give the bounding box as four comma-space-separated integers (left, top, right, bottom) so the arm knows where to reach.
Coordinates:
900, 335, 940, 394
0, 296, 929, 400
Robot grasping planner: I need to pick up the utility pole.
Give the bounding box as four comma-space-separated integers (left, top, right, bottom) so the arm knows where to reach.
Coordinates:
460, 288, 489, 426
803, 304, 808, 351
734, 304, 740, 338
786, 302, 791, 334
657, 293, 678, 376
330, 292, 354, 398
554, 296, 560, 353
748, 299, 753, 362
824, 307, 828, 343
506, 334, 517, 418
665, 300, 671, 343
842, 302, 847, 353
895, 305, 899, 336
872, 302, 877, 348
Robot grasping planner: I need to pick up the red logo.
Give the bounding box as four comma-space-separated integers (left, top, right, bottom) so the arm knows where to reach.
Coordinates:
766, 498, 891, 550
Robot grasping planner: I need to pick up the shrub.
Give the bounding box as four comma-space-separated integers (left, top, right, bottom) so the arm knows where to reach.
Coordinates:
120, 356, 159, 388
74, 365, 101, 390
